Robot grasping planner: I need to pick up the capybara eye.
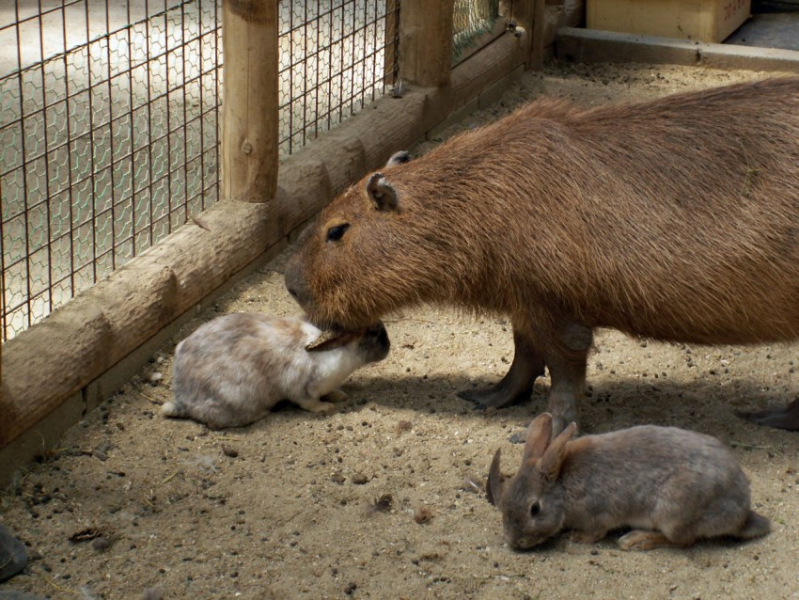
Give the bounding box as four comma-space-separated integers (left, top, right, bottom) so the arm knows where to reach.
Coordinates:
530, 502, 541, 517
326, 223, 350, 242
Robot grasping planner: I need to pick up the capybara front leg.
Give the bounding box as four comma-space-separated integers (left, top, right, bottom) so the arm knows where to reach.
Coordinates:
458, 329, 545, 409
736, 397, 799, 431
545, 321, 593, 434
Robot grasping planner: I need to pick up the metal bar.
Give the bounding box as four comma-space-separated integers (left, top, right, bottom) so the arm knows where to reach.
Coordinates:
181, 0, 189, 224
37, 0, 54, 316
14, 0, 32, 332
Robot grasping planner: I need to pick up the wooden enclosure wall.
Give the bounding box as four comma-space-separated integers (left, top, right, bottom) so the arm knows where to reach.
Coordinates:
0, 0, 543, 487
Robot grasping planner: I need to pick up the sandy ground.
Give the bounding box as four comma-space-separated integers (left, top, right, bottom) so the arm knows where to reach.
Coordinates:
2, 61, 799, 600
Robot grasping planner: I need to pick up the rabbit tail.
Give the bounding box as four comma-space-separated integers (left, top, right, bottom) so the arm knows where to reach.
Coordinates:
738, 510, 771, 540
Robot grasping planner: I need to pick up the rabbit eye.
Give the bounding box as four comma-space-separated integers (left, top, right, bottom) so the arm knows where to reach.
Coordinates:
530, 502, 541, 518
326, 223, 349, 242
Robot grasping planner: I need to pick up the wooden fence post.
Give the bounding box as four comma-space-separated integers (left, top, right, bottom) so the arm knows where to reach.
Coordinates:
384, 0, 399, 87
530, 0, 547, 69
503, 0, 545, 69
399, 0, 456, 88
221, 0, 279, 203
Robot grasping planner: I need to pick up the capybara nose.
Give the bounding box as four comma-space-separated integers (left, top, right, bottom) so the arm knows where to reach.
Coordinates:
284, 261, 309, 307
369, 322, 390, 350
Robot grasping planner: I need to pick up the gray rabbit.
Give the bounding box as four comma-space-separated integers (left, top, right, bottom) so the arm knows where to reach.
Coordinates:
488, 413, 770, 551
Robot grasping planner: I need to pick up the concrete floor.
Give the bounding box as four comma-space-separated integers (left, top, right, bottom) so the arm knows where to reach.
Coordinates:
726, 1, 799, 51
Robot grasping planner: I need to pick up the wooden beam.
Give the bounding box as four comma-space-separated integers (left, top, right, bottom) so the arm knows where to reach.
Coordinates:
221, 0, 279, 202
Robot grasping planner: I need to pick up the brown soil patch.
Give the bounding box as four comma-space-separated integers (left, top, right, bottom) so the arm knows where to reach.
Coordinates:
2, 61, 797, 600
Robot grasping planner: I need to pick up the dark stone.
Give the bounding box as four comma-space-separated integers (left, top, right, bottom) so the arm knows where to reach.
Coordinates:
0, 525, 27, 583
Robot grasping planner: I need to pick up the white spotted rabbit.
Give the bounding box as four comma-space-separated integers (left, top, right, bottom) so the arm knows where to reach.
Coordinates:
487, 413, 770, 551
162, 314, 390, 429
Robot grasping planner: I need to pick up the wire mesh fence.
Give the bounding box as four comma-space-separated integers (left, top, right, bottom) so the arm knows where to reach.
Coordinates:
1, 0, 223, 342
1, 0, 401, 342
452, 0, 500, 62
0, 0, 503, 344
278, 0, 400, 157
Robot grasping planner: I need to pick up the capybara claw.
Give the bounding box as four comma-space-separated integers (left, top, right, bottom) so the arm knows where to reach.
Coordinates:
736, 398, 799, 431
457, 385, 532, 409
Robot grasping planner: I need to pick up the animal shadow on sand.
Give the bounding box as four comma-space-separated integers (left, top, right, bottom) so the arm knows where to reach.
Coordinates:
247, 373, 794, 442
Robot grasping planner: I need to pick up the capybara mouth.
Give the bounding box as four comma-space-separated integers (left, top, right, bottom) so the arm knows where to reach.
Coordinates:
305, 326, 367, 351
304, 320, 387, 352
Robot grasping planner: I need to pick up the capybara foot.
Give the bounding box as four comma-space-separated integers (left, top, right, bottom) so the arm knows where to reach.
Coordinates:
618, 530, 675, 551
736, 398, 799, 431
457, 382, 533, 409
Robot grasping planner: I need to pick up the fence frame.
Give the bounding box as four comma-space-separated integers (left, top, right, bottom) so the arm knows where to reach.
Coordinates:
1, 0, 542, 486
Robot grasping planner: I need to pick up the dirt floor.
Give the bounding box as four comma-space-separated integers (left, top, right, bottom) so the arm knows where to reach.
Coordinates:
2, 61, 799, 600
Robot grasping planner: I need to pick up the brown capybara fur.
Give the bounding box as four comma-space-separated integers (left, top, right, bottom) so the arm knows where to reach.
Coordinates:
285, 77, 799, 432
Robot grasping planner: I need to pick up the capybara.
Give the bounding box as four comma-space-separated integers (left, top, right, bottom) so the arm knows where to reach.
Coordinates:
486, 413, 770, 551
285, 78, 799, 433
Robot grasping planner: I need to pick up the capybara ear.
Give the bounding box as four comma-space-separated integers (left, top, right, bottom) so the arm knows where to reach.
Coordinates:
487, 448, 504, 507
366, 172, 399, 212
386, 150, 411, 167
306, 329, 363, 352
522, 413, 554, 464
539, 422, 577, 482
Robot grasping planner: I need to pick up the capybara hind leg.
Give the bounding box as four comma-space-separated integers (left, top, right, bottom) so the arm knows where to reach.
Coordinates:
458, 329, 545, 409
736, 398, 799, 431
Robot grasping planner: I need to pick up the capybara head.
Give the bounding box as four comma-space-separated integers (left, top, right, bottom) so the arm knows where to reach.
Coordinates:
285, 149, 465, 330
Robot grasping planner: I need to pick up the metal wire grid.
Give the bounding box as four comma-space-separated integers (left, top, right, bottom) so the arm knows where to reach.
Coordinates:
1, 1, 402, 342
1, 0, 223, 342
452, 0, 500, 61
278, 0, 400, 157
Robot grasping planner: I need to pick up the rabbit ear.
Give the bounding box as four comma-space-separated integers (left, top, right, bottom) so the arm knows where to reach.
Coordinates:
522, 413, 554, 463
306, 329, 363, 352
487, 448, 503, 507
539, 422, 577, 482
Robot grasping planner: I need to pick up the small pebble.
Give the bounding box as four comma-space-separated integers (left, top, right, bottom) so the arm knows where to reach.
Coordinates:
143, 588, 164, 600
414, 507, 433, 524
222, 446, 239, 459
352, 473, 369, 485
92, 537, 113, 552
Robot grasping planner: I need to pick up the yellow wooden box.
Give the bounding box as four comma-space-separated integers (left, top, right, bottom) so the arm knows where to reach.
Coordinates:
586, 0, 751, 43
